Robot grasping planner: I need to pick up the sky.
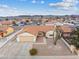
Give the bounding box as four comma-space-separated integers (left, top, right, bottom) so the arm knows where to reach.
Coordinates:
0, 0, 79, 16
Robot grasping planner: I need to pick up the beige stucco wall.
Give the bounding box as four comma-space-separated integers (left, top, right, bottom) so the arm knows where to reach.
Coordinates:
4, 27, 14, 36
19, 36, 34, 42
17, 32, 36, 42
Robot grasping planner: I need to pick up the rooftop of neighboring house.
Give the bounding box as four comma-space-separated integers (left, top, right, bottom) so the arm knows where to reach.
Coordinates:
0, 20, 13, 25
0, 26, 8, 32
0, 26, 14, 33
23, 26, 54, 36
23, 25, 74, 36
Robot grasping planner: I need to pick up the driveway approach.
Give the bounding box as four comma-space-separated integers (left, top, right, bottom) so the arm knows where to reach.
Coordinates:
0, 39, 32, 57
0, 38, 76, 57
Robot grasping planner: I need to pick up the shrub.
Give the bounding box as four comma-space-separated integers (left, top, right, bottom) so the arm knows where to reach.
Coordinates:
29, 48, 37, 56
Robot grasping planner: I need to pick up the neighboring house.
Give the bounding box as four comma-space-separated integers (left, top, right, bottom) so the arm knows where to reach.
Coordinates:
16, 25, 74, 42
0, 31, 6, 38
0, 23, 2, 27
0, 27, 14, 38
16, 21, 27, 26
17, 18, 32, 25
0, 20, 13, 26
45, 20, 63, 25
61, 25, 74, 38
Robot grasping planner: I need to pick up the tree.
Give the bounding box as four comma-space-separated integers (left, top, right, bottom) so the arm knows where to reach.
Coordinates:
5, 18, 9, 21
12, 21, 17, 26
14, 18, 17, 20
26, 20, 29, 22
70, 27, 79, 49
53, 26, 62, 45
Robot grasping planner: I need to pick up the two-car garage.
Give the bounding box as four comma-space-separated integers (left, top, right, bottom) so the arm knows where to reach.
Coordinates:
16, 32, 36, 42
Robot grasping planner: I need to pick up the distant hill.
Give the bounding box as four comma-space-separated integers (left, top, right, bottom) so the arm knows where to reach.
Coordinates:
0, 15, 79, 20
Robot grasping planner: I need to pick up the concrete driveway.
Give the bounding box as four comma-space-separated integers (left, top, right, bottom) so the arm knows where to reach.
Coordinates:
0, 39, 32, 57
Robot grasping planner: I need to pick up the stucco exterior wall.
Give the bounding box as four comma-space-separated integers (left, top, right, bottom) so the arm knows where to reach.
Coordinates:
4, 27, 14, 36
18, 36, 34, 42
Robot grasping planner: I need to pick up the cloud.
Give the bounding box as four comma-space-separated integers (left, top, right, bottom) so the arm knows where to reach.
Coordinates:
41, 0, 45, 4
49, 0, 79, 10
48, 0, 79, 15
0, 4, 9, 9
32, 0, 37, 3
47, 9, 79, 15
31, 0, 45, 4
0, 4, 27, 16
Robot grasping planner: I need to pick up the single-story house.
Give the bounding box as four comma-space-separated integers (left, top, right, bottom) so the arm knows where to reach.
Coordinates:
0, 26, 14, 38
17, 25, 74, 42
0, 20, 13, 26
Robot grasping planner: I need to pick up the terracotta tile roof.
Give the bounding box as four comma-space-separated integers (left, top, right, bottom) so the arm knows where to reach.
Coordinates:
23, 26, 54, 35
61, 26, 73, 33
23, 25, 73, 36
0, 20, 13, 25
0, 27, 8, 32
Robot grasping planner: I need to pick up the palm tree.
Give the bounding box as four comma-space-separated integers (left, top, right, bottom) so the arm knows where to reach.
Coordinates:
53, 26, 62, 45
